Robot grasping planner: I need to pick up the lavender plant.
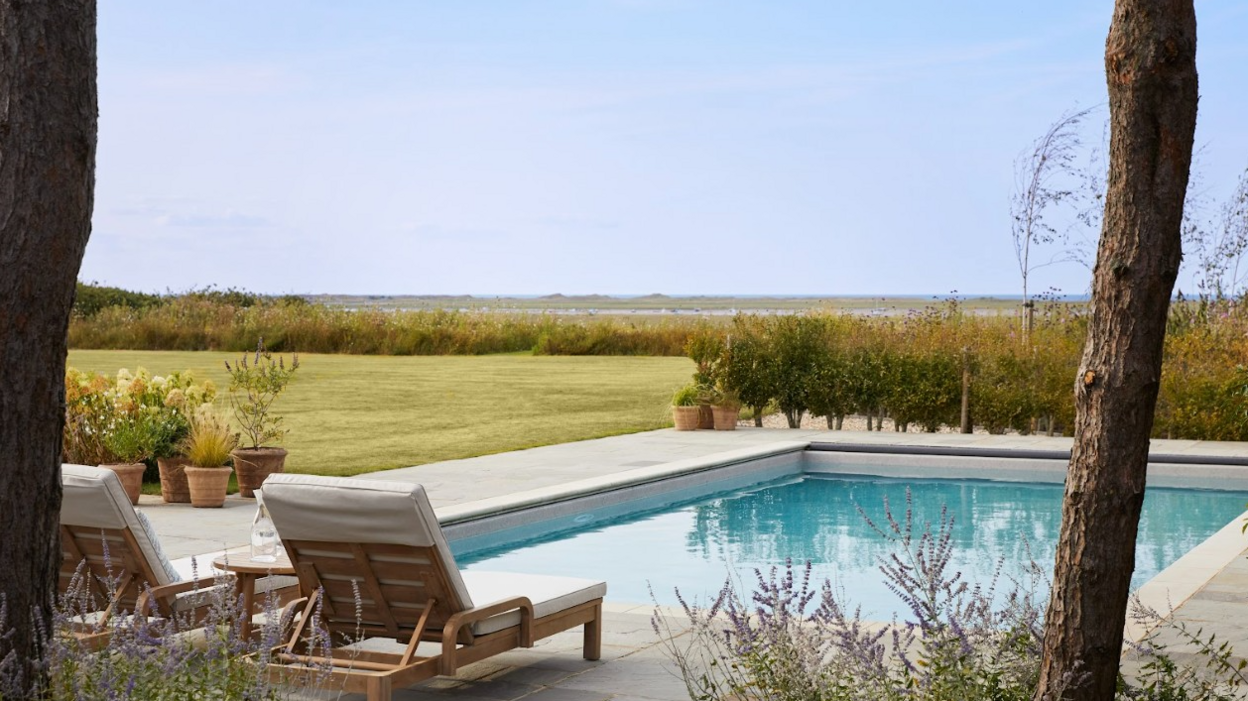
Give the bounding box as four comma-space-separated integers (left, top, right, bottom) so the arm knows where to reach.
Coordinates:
655, 490, 1245, 701
0, 553, 334, 700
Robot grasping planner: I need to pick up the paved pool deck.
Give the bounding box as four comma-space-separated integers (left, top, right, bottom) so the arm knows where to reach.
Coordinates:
138, 428, 1248, 701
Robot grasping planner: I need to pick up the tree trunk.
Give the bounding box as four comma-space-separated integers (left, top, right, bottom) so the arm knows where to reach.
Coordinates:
1034, 2, 1197, 700
0, 1, 97, 694
752, 408, 763, 428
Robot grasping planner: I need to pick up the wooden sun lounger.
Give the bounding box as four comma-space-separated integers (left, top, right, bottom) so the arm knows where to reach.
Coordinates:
261, 474, 606, 701
59, 464, 295, 649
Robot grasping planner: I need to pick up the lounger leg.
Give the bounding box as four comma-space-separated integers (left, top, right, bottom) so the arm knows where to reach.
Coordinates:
583, 601, 602, 661
366, 675, 392, 701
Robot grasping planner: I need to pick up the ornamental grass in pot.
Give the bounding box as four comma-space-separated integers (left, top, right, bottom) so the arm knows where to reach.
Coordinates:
182, 409, 237, 509
671, 383, 701, 431
226, 339, 300, 498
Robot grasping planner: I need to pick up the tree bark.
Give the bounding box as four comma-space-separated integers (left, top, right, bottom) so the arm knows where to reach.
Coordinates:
0, 0, 97, 694
1034, 2, 1197, 700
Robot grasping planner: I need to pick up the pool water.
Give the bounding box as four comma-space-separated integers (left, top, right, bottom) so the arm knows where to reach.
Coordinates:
454, 474, 1248, 617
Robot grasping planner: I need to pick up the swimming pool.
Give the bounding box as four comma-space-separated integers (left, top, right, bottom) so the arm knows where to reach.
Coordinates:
453, 471, 1248, 617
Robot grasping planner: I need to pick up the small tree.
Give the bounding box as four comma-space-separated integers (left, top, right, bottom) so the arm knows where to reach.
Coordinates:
224, 339, 301, 450
1190, 166, 1248, 299
1011, 106, 1094, 340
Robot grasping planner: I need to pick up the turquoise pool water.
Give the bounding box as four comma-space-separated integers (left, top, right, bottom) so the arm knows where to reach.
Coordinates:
454, 473, 1248, 617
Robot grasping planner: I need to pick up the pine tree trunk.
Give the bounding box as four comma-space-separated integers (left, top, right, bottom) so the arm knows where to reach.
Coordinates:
1034, 2, 1197, 699
0, 1, 97, 694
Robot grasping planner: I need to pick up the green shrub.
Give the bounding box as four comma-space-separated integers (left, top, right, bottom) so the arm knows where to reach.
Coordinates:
768, 315, 826, 428
73, 281, 162, 318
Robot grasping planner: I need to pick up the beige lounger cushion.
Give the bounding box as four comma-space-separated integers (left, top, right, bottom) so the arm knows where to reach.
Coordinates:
262, 474, 473, 612
262, 473, 608, 636
461, 571, 606, 635
61, 463, 176, 587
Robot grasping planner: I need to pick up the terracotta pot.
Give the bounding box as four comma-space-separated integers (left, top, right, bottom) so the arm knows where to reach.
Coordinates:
672, 406, 701, 431
157, 456, 193, 503
184, 466, 232, 508
697, 404, 715, 429
101, 463, 145, 505
712, 406, 741, 431
230, 447, 288, 498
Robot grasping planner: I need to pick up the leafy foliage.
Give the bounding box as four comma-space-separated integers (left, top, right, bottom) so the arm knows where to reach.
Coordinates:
63, 367, 217, 468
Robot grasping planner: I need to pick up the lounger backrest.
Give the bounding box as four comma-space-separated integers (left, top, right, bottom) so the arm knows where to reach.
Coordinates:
262, 474, 474, 640
59, 464, 171, 610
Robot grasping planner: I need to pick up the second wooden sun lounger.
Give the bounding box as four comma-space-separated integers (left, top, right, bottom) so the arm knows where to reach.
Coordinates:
261, 473, 606, 701
59, 464, 297, 648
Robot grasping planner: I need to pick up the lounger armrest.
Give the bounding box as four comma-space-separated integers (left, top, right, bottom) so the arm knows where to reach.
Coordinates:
134, 575, 222, 617
440, 596, 534, 675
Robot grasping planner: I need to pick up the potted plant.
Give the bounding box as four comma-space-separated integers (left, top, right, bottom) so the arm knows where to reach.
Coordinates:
99, 416, 152, 506
711, 388, 743, 431
150, 372, 217, 504
695, 384, 720, 430
182, 409, 237, 508
226, 339, 300, 498
95, 368, 167, 506
671, 384, 701, 431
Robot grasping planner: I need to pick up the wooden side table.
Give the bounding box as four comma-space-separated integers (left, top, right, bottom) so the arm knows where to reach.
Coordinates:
212, 549, 297, 640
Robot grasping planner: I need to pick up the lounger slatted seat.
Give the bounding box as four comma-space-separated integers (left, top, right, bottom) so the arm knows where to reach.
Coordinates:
261, 474, 606, 701
59, 464, 295, 648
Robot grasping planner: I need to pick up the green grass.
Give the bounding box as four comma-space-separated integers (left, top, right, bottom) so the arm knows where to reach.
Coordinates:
68, 350, 694, 477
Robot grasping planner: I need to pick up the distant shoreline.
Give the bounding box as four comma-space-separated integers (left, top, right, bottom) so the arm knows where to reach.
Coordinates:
303, 293, 1085, 315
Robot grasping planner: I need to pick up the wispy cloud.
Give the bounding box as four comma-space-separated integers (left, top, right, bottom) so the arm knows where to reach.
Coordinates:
401, 224, 504, 242
157, 212, 270, 228
109, 200, 271, 229
130, 63, 300, 97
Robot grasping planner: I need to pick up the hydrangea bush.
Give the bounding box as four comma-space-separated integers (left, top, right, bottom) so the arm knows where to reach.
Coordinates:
63, 367, 217, 466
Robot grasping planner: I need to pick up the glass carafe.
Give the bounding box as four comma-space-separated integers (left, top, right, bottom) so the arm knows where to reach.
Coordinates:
250, 491, 279, 562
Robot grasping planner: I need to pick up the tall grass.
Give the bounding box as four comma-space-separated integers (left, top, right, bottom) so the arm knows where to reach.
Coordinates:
70, 299, 702, 356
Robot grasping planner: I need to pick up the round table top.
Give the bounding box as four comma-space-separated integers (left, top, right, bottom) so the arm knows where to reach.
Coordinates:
211, 549, 295, 575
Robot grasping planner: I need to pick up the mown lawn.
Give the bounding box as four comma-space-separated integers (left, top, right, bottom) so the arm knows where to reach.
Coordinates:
67, 350, 694, 477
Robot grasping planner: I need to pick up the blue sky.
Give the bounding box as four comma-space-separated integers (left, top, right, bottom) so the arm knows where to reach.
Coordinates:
83, 1, 1248, 296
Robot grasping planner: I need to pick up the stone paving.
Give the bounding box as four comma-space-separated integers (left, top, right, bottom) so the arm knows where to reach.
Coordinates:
137, 427, 1248, 700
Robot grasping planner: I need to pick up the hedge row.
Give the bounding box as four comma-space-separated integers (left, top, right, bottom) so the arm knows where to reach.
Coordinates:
689, 301, 1248, 441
